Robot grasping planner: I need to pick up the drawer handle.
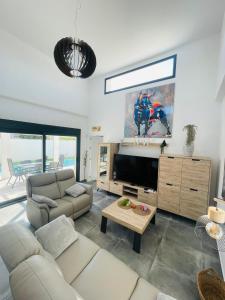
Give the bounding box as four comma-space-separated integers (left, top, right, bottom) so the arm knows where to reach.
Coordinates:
167, 156, 175, 159
114, 182, 118, 185
101, 181, 104, 184
144, 190, 149, 194
166, 183, 173, 186
190, 188, 198, 192
192, 159, 200, 162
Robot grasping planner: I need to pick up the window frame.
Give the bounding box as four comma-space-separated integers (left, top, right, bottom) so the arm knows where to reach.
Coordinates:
0, 118, 81, 207
104, 54, 177, 94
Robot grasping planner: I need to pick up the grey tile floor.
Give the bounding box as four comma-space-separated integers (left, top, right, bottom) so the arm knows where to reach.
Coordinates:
76, 189, 222, 300
0, 189, 222, 300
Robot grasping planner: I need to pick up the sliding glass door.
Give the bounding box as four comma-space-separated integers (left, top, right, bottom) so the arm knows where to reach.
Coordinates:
45, 135, 77, 175
0, 133, 43, 204
0, 119, 80, 207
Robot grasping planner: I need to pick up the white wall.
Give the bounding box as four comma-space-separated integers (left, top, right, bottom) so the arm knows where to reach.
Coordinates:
0, 29, 89, 180
216, 13, 225, 102
218, 99, 225, 197
88, 34, 221, 197
0, 29, 89, 115
0, 96, 88, 180
217, 13, 225, 197
217, 98, 225, 278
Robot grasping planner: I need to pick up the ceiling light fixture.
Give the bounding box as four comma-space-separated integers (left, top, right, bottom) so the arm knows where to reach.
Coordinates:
54, 0, 96, 78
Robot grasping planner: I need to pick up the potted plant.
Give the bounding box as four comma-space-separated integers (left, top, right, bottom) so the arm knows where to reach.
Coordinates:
183, 124, 197, 156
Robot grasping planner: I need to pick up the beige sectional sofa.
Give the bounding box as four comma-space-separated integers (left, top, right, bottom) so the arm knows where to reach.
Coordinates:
26, 169, 93, 228
0, 222, 159, 300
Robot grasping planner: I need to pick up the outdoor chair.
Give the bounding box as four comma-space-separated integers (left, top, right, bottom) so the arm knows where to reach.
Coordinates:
7, 158, 27, 188
57, 154, 65, 169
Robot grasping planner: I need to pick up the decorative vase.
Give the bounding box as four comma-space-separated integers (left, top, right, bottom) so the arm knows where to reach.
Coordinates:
184, 143, 194, 156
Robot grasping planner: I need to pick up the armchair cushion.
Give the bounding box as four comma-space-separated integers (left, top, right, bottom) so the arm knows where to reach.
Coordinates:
35, 216, 78, 259
32, 194, 58, 208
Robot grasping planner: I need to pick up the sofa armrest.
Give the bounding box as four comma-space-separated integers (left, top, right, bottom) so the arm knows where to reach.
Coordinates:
78, 183, 93, 196
26, 197, 49, 229
27, 197, 50, 211
78, 183, 93, 206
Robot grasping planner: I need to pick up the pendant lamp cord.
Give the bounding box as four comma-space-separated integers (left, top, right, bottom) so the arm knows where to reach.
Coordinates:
74, 0, 81, 42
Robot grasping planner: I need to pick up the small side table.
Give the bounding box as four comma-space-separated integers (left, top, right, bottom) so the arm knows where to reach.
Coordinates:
195, 215, 225, 252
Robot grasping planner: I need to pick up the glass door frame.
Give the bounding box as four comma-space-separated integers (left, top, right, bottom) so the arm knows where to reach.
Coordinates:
0, 118, 81, 206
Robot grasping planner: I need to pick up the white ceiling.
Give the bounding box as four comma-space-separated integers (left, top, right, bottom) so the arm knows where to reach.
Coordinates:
0, 0, 225, 76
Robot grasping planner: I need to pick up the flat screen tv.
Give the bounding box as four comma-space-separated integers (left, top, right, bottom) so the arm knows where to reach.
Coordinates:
113, 154, 158, 190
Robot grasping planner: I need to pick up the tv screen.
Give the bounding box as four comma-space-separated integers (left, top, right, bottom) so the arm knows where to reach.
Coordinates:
113, 154, 158, 190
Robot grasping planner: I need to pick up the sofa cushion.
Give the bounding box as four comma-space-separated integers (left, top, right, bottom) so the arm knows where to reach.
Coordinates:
32, 194, 58, 208
0, 223, 42, 272
41, 249, 64, 277
72, 249, 138, 300
130, 278, 159, 300
56, 233, 99, 284
28, 172, 60, 200
65, 184, 86, 198
35, 216, 78, 259
63, 194, 91, 214
49, 199, 74, 221
56, 169, 76, 198
0, 256, 12, 300
157, 292, 177, 300
28, 172, 56, 186
10, 255, 83, 300
32, 182, 61, 200
56, 169, 75, 181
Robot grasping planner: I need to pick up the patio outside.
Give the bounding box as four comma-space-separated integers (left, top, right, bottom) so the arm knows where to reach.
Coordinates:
0, 133, 76, 204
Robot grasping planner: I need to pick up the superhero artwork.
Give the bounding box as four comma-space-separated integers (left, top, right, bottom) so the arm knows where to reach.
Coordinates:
124, 83, 175, 138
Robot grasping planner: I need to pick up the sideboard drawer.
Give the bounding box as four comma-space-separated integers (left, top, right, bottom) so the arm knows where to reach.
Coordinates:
182, 158, 210, 192
180, 187, 208, 208
183, 158, 211, 169
158, 182, 180, 214
180, 206, 207, 221
97, 180, 109, 191
159, 156, 183, 185
180, 187, 208, 220
138, 189, 157, 206
109, 181, 123, 195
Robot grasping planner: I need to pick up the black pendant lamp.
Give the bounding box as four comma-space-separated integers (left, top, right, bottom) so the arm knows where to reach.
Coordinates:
54, 1, 96, 78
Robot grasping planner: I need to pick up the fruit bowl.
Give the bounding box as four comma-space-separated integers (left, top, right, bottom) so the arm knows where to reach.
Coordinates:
118, 198, 133, 209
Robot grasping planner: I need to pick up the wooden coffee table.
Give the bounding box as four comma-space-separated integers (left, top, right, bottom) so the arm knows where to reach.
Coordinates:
101, 197, 157, 253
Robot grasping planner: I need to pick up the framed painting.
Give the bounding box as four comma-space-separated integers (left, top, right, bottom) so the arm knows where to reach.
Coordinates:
124, 83, 175, 138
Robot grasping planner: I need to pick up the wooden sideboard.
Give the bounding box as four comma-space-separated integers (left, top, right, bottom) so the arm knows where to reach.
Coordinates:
109, 180, 157, 207
96, 148, 211, 221
158, 154, 211, 220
